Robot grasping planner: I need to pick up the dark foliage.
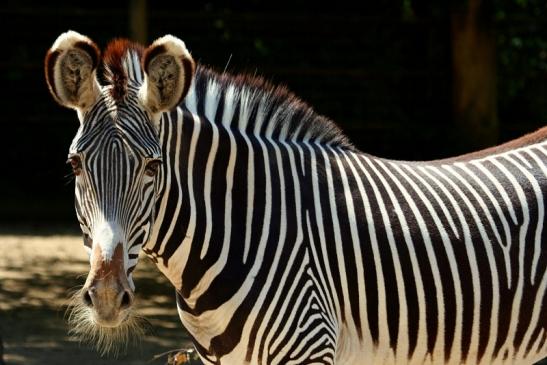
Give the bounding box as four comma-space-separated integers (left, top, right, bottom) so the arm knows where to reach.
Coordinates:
0, 1, 544, 223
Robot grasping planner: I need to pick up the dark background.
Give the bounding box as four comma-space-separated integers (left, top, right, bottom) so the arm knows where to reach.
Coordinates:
0, 0, 546, 226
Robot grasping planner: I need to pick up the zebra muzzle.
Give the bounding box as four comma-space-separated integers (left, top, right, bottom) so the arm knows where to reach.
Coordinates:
82, 243, 134, 327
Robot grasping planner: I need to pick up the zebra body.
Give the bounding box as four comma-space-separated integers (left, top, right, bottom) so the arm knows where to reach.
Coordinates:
44, 31, 547, 364
147, 72, 547, 364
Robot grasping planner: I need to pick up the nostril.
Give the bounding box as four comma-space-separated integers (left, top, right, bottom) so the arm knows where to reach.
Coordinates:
82, 291, 93, 307
120, 290, 133, 309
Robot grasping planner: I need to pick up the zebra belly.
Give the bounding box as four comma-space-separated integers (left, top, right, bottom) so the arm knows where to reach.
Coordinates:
336, 338, 547, 365
336, 325, 547, 365
174, 278, 547, 364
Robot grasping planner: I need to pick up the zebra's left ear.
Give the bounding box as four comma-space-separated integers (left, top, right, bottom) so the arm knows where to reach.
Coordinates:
44, 31, 101, 116
139, 35, 195, 127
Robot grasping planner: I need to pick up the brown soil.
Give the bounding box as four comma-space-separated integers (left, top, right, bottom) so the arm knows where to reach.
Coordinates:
0, 234, 194, 365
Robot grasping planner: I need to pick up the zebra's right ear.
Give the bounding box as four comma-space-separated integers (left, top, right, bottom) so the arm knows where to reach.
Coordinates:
44, 31, 101, 115
139, 35, 195, 127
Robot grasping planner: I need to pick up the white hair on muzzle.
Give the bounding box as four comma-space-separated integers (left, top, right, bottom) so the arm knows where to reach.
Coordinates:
66, 289, 149, 357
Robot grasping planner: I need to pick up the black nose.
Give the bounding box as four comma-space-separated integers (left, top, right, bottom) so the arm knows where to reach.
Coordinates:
120, 290, 133, 309
81, 283, 134, 312
82, 288, 94, 307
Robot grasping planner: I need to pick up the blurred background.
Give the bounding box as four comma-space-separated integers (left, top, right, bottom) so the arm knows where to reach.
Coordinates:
1, 0, 546, 225
0, 0, 546, 364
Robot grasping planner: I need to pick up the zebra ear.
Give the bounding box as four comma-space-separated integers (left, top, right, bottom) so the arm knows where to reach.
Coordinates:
139, 35, 195, 122
45, 31, 101, 115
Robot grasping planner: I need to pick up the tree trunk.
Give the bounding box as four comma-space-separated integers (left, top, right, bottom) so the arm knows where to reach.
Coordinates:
451, 0, 498, 151
129, 0, 148, 44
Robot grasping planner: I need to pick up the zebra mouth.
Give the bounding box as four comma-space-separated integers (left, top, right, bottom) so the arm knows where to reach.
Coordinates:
91, 309, 130, 328
68, 288, 149, 356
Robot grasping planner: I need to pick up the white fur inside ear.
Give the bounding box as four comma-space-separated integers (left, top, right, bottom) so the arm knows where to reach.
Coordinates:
48, 30, 101, 113
139, 34, 195, 127
54, 50, 96, 109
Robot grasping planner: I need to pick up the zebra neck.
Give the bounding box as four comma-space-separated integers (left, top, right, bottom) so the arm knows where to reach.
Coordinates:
146, 103, 339, 359
146, 66, 355, 302
147, 103, 317, 308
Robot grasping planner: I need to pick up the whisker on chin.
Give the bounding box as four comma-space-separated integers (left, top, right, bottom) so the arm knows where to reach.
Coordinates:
65, 285, 84, 299
63, 172, 75, 185
66, 288, 148, 357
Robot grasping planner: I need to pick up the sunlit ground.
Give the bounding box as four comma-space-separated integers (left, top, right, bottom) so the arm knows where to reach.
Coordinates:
0, 233, 193, 364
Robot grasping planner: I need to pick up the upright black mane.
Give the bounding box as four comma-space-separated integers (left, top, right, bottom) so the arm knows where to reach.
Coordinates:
95, 38, 353, 150
188, 65, 355, 150
99, 39, 144, 101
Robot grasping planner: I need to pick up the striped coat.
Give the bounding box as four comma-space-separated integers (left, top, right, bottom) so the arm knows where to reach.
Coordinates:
44, 31, 547, 365
144, 67, 547, 364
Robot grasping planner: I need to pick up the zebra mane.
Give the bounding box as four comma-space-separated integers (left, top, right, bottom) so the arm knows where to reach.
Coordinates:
99, 39, 144, 101
98, 38, 353, 149
186, 65, 354, 149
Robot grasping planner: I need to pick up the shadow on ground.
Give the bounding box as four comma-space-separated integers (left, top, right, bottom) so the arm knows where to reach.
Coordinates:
0, 234, 195, 365
4, 233, 546, 365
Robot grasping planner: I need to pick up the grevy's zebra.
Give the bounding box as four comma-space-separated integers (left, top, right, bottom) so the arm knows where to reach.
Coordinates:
44, 31, 547, 365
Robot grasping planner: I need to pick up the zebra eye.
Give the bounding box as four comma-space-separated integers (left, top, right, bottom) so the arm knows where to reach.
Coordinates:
144, 160, 161, 177
67, 155, 82, 175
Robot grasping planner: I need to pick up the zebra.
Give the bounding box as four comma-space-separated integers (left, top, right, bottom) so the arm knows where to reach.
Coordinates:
44, 30, 547, 365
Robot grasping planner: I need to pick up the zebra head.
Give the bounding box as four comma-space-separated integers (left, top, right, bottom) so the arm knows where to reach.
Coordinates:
44, 31, 194, 352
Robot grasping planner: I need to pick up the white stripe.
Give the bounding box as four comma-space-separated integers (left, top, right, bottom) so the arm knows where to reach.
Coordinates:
295, 148, 338, 325
334, 150, 373, 348
490, 154, 529, 360
192, 90, 238, 295
419, 165, 481, 364
233, 129, 290, 364
200, 82, 222, 257
377, 158, 443, 363
352, 154, 415, 363
450, 163, 504, 246
470, 160, 518, 223
319, 145, 355, 343
264, 138, 308, 354
440, 163, 502, 363
304, 142, 342, 323
156, 109, 185, 256
145, 114, 174, 250
239, 90, 256, 264
519, 149, 545, 284
189, 103, 275, 360
465, 161, 513, 287
269, 254, 312, 361
391, 161, 463, 364
184, 82, 198, 114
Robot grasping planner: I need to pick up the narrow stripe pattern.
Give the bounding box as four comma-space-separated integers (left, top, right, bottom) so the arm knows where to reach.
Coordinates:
72, 49, 547, 365
71, 55, 161, 284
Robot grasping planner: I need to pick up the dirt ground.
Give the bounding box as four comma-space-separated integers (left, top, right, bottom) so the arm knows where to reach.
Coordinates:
0, 233, 195, 365
5, 233, 547, 365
